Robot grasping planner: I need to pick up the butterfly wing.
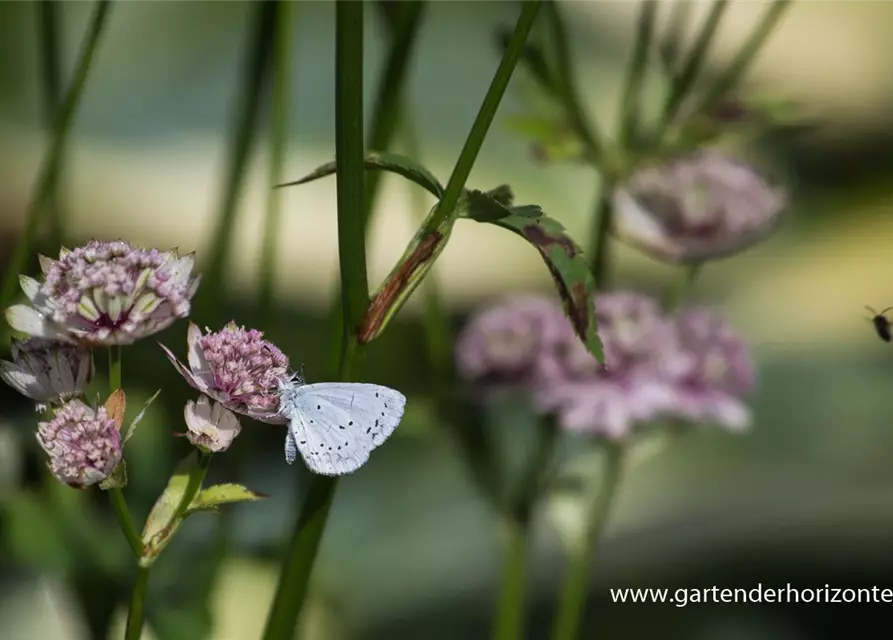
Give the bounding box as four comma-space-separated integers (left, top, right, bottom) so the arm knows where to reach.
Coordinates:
289, 383, 406, 476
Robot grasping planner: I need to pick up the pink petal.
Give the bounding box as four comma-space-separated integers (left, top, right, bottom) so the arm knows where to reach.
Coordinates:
186, 323, 210, 374
18, 275, 40, 301
159, 342, 209, 395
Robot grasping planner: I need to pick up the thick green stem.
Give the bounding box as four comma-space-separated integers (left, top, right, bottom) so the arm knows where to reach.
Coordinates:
587, 182, 613, 288
124, 566, 150, 640
659, 0, 729, 128
542, 0, 603, 162
423, 0, 542, 234
107, 485, 142, 559
258, 0, 295, 316
550, 444, 624, 640
1, 0, 111, 309
262, 4, 367, 639
36, 1, 65, 247
492, 518, 529, 640
324, 0, 427, 376
694, 0, 792, 114
200, 1, 276, 308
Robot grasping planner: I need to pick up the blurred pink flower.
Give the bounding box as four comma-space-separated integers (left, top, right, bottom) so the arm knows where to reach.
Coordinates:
669, 307, 756, 430
5, 240, 199, 346
612, 150, 786, 264
37, 400, 122, 488
161, 321, 290, 424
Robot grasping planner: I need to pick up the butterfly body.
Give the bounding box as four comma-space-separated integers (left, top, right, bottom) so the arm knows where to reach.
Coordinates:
278, 378, 406, 476
866, 306, 893, 342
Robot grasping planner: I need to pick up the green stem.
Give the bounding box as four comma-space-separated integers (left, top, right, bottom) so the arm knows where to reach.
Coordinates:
618, 1, 657, 148
587, 181, 613, 288
658, 0, 693, 77
423, 0, 543, 234
200, 1, 276, 308
107, 485, 143, 559
124, 566, 150, 640
106, 344, 142, 558
0, 0, 111, 310
659, 0, 729, 128
492, 518, 529, 640
324, 0, 426, 375
262, 5, 367, 639
36, 0, 65, 248
550, 444, 624, 640
258, 0, 295, 317
542, 0, 603, 163
694, 0, 792, 115
665, 262, 701, 312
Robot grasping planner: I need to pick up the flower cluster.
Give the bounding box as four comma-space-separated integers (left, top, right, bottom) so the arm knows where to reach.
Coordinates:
612, 150, 786, 264
6, 240, 199, 346
456, 292, 754, 440
162, 321, 291, 424
0, 337, 93, 408
36, 400, 122, 488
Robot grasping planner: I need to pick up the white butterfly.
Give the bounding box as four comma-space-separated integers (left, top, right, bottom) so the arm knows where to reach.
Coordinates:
277, 376, 407, 476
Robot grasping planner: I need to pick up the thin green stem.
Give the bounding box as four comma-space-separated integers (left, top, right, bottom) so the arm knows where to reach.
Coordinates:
107, 486, 143, 559
659, 0, 693, 77
618, 1, 658, 148
542, 0, 603, 163
200, 1, 276, 309
1, 0, 111, 310
665, 262, 701, 312
492, 519, 528, 640
423, 0, 543, 234
550, 444, 625, 640
258, 0, 295, 317
124, 566, 150, 640
262, 4, 367, 639
659, 0, 729, 128
694, 0, 792, 115
108, 344, 122, 390
36, 1, 65, 248
587, 181, 613, 288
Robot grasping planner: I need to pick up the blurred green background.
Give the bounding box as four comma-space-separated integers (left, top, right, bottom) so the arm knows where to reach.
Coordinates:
2, 1, 893, 639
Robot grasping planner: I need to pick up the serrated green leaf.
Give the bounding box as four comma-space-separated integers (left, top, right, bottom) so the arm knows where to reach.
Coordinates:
99, 459, 127, 490
278, 151, 444, 199
462, 191, 603, 362
124, 388, 160, 443
140, 451, 203, 563
186, 483, 267, 514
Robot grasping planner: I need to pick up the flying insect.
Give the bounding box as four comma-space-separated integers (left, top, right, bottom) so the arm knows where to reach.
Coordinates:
865, 306, 893, 342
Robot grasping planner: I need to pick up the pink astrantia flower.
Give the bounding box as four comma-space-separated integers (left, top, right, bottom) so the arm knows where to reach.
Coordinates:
455, 295, 570, 395
668, 307, 755, 430
5, 240, 200, 346
455, 291, 756, 440
612, 150, 786, 264
161, 322, 290, 424
0, 337, 93, 407
183, 395, 242, 453
37, 400, 122, 488
533, 292, 692, 440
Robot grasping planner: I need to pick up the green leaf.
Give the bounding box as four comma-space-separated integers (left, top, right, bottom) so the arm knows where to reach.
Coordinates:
278, 150, 444, 199
140, 452, 200, 563
186, 483, 267, 514
461, 190, 603, 362
124, 388, 161, 443
99, 459, 127, 490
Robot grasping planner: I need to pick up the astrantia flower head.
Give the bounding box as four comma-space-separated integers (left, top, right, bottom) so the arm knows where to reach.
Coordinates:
184, 395, 242, 453
455, 295, 570, 395
669, 307, 755, 430
0, 337, 93, 407
533, 292, 692, 440
37, 399, 122, 488
6, 240, 199, 346
612, 150, 786, 264
161, 322, 290, 424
